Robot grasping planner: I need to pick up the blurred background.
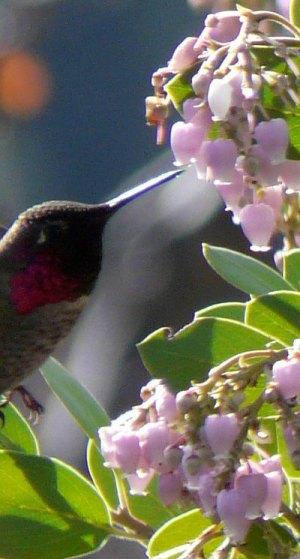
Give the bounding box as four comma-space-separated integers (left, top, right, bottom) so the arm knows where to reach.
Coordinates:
0, 1, 281, 557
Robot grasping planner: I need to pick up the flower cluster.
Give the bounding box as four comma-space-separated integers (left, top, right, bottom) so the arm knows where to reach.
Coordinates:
146, 7, 300, 253
272, 340, 300, 468
99, 372, 285, 544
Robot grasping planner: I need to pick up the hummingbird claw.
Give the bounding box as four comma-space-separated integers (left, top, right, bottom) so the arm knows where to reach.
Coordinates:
15, 386, 44, 421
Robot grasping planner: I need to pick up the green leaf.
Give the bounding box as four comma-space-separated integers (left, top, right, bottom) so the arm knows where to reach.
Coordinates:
0, 450, 110, 559
237, 523, 269, 559
41, 357, 109, 443
138, 318, 271, 391
290, 0, 300, 30
164, 73, 195, 112
195, 302, 245, 322
283, 249, 300, 291
128, 477, 174, 530
203, 244, 293, 296
148, 509, 213, 559
268, 520, 298, 550
0, 403, 39, 454
251, 47, 288, 73
246, 291, 300, 345
87, 439, 119, 511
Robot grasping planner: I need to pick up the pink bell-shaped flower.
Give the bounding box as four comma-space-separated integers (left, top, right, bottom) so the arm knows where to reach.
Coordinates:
254, 118, 289, 164
208, 78, 234, 120
217, 488, 252, 544
198, 472, 217, 516
238, 145, 281, 187
197, 139, 238, 183
235, 473, 268, 519
279, 160, 300, 191
155, 384, 178, 423
239, 203, 276, 251
272, 356, 300, 399
261, 471, 283, 520
192, 68, 213, 98
139, 421, 178, 471
204, 413, 240, 456
253, 185, 283, 217
170, 121, 203, 165
127, 470, 154, 495
196, 11, 241, 46
168, 37, 198, 73
215, 172, 245, 215
159, 470, 184, 506
182, 99, 212, 130
112, 430, 141, 474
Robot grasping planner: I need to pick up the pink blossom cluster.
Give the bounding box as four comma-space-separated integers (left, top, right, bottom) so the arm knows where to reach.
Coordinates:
99, 378, 283, 544
272, 340, 300, 467
150, 8, 300, 252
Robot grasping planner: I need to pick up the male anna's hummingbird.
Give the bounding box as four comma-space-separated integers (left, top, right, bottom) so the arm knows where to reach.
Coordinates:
0, 170, 181, 403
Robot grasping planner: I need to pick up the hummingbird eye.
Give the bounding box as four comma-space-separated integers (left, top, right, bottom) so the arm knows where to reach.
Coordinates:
37, 230, 47, 245
36, 221, 69, 246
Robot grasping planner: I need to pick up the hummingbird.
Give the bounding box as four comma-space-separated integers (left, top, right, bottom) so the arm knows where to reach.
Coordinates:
0, 169, 182, 411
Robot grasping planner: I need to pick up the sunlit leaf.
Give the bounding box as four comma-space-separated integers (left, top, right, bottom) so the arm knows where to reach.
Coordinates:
0, 450, 111, 559
87, 439, 119, 511
128, 477, 174, 530
0, 403, 39, 454
290, 0, 300, 30
195, 302, 245, 322
138, 318, 271, 391
148, 509, 213, 559
41, 357, 109, 443
165, 73, 194, 112
203, 244, 292, 296
283, 249, 300, 291
246, 291, 300, 345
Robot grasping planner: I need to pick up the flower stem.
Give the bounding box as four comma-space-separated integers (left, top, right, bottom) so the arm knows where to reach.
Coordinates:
200, 349, 286, 392
253, 10, 300, 37
111, 507, 154, 540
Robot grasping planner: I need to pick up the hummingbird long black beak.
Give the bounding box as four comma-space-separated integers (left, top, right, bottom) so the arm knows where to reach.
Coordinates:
106, 169, 183, 213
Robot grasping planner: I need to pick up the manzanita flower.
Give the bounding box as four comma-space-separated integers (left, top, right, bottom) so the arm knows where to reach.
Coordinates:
284, 424, 300, 467
176, 388, 198, 413
99, 426, 141, 473
215, 172, 245, 219
182, 99, 213, 130
234, 458, 283, 521
197, 139, 238, 183
239, 203, 276, 251
170, 121, 204, 165
168, 37, 199, 73
279, 160, 300, 191
217, 488, 252, 544
253, 185, 283, 217
159, 470, 184, 505
139, 421, 178, 471
272, 355, 300, 399
254, 118, 289, 164
155, 384, 178, 423
196, 11, 241, 45
192, 68, 214, 98
204, 413, 241, 456
126, 470, 154, 495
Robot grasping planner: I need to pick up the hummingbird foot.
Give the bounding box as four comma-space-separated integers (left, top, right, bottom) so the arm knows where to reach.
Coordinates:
15, 386, 44, 423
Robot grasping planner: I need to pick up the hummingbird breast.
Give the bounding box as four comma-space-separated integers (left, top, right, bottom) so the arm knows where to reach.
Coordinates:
0, 294, 88, 393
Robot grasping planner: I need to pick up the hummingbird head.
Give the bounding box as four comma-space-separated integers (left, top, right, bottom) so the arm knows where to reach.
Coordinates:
1, 201, 112, 314
0, 169, 182, 315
